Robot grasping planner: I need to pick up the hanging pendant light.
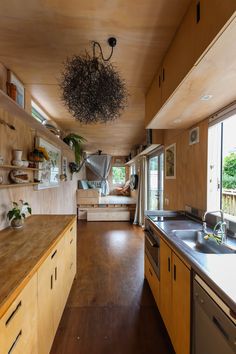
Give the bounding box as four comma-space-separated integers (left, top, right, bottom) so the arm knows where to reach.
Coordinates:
60, 37, 127, 124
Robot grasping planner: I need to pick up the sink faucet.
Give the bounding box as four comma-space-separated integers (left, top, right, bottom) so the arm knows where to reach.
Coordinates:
202, 210, 227, 244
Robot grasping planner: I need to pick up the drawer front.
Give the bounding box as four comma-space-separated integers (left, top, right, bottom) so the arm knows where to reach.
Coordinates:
145, 255, 160, 307
0, 273, 38, 354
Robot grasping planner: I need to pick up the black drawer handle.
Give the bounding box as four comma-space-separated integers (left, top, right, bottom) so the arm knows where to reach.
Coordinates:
162, 68, 165, 82
70, 238, 73, 244
196, 1, 201, 23
213, 316, 229, 340
51, 250, 57, 259
70, 227, 73, 232
70, 262, 73, 270
158, 75, 161, 88
173, 264, 176, 281
5, 301, 22, 326
8, 330, 22, 354
55, 266, 57, 281
50, 274, 53, 290
168, 257, 170, 272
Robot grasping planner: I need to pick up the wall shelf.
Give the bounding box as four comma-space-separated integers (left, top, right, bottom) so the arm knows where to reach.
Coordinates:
0, 164, 40, 171
125, 144, 160, 165
0, 182, 40, 189
0, 90, 71, 152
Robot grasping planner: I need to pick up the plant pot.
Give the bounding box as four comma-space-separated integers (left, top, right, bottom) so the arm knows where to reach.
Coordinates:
11, 218, 24, 229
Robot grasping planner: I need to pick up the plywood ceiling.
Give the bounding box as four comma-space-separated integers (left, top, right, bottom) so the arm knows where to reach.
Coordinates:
0, 0, 191, 155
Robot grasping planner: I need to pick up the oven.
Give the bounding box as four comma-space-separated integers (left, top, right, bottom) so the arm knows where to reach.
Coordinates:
144, 219, 160, 279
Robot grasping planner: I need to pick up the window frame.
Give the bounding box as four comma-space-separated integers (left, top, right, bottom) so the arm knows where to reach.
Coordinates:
111, 166, 126, 186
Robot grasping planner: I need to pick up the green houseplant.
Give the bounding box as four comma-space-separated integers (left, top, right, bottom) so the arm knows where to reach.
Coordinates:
7, 200, 32, 228
63, 133, 86, 164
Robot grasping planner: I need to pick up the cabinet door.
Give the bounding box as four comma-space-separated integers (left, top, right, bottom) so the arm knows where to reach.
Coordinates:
171, 253, 190, 354
161, 2, 196, 105
38, 254, 55, 354
0, 274, 38, 354
145, 67, 162, 127
52, 237, 66, 335
144, 254, 160, 307
194, 0, 236, 61
159, 238, 172, 337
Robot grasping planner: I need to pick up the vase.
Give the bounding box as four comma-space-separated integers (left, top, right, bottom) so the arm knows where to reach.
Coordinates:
12, 149, 23, 166
11, 218, 24, 229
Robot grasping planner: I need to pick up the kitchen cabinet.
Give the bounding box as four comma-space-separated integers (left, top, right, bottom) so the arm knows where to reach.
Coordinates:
145, 254, 160, 307
146, 0, 236, 127
161, 2, 196, 105
159, 238, 190, 354
38, 220, 77, 354
145, 67, 162, 126
0, 274, 38, 354
171, 252, 191, 354
159, 238, 172, 337
194, 0, 236, 62
64, 222, 77, 302
38, 236, 65, 354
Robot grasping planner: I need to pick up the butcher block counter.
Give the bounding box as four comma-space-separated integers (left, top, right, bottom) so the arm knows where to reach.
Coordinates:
0, 214, 77, 354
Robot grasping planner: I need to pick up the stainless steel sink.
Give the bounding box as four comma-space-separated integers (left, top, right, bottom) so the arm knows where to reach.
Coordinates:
172, 229, 236, 254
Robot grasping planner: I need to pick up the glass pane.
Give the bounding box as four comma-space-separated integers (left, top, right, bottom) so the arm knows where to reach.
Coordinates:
112, 166, 126, 185
222, 114, 236, 220
148, 156, 158, 210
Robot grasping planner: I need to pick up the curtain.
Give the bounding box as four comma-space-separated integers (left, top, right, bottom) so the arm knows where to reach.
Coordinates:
85, 154, 112, 195
134, 156, 147, 226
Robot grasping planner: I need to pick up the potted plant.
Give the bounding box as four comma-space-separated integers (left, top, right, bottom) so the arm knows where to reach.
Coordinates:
28, 146, 49, 162
7, 200, 32, 228
63, 133, 86, 164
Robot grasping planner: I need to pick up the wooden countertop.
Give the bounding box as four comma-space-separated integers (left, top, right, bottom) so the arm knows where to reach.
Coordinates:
0, 214, 76, 318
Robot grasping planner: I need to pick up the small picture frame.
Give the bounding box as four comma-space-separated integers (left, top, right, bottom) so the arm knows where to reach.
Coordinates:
62, 156, 68, 179
165, 143, 176, 179
7, 70, 25, 108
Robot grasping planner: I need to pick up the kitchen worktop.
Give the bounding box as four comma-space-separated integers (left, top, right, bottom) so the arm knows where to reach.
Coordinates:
0, 214, 76, 317
148, 215, 236, 313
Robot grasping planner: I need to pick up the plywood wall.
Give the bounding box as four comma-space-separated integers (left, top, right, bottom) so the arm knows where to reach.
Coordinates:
0, 63, 85, 230
0, 106, 86, 230
163, 119, 208, 212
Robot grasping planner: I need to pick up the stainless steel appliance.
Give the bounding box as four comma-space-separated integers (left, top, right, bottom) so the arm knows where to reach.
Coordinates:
193, 275, 236, 354
144, 219, 160, 279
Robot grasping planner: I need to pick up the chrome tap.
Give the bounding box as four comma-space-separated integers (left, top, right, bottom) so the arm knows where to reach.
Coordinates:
202, 210, 227, 244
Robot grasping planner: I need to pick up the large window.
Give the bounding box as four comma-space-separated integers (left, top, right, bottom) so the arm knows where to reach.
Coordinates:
208, 108, 236, 221
147, 149, 164, 210
112, 166, 126, 185
31, 100, 48, 124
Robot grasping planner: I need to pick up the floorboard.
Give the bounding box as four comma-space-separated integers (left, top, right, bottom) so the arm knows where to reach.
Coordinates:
50, 221, 174, 354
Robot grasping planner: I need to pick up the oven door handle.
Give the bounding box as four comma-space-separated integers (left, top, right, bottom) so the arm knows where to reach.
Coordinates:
145, 232, 159, 248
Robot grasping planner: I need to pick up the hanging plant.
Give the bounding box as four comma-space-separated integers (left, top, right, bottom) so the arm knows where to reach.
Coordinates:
63, 133, 86, 164
60, 38, 128, 124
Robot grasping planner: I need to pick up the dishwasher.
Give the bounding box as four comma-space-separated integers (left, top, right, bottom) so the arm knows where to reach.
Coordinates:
193, 274, 236, 354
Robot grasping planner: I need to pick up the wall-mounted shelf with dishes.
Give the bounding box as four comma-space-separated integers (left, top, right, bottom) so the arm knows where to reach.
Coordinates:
0, 89, 71, 152
0, 182, 40, 189
0, 164, 41, 171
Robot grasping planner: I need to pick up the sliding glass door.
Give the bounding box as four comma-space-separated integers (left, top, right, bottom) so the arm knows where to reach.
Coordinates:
147, 149, 164, 210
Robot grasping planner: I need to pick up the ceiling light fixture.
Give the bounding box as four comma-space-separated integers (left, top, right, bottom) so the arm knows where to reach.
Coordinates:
60, 37, 127, 124
200, 94, 213, 101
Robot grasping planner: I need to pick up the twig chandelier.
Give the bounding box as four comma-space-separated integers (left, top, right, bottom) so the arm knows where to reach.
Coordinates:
60, 37, 127, 124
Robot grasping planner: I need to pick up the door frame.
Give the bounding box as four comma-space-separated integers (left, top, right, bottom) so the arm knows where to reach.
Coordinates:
147, 147, 164, 210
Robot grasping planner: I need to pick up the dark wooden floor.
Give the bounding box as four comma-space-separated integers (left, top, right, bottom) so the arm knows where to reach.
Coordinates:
51, 221, 174, 354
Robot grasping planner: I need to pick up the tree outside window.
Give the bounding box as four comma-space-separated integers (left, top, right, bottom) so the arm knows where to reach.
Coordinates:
112, 166, 126, 185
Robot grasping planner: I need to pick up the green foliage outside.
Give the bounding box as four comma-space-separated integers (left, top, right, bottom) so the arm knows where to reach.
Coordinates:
222, 153, 236, 189
112, 166, 126, 185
